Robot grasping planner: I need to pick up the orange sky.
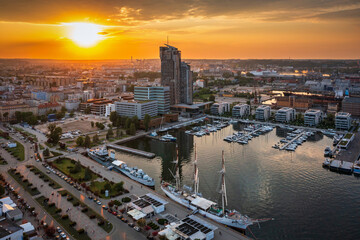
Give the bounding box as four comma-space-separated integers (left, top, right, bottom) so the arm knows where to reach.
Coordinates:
0, 0, 359, 59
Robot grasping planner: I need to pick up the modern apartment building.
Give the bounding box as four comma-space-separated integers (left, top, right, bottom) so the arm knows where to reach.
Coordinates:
160, 44, 193, 105
275, 107, 296, 123
335, 112, 352, 130
255, 105, 271, 121
232, 104, 250, 118
134, 86, 170, 114
115, 100, 157, 119
342, 96, 360, 117
210, 102, 230, 115
304, 109, 323, 126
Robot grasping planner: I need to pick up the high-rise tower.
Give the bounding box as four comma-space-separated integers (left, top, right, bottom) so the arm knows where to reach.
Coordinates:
160, 44, 193, 105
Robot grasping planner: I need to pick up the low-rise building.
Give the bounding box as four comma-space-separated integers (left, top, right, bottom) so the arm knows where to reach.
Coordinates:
232, 104, 250, 118
255, 105, 271, 121
210, 102, 230, 115
0, 101, 38, 122
64, 100, 80, 111
0, 218, 23, 240
115, 100, 157, 119
304, 109, 323, 126
37, 102, 61, 116
159, 215, 217, 240
335, 112, 352, 130
342, 96, 360, 117
275, 107, 296, 123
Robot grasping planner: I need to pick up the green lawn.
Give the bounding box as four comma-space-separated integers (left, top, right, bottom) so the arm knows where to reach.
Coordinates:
39, 144, 45, 150
57, 190, 113, 233
8, 169, 41, 196
28, 165, 61, 189
6, 140, 25, 161
52, 158, 97, 182
89, 181, 124, 199
36, 196, 91, 240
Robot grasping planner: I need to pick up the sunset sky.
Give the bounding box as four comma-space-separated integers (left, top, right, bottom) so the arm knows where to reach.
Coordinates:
0, 0, 359, 59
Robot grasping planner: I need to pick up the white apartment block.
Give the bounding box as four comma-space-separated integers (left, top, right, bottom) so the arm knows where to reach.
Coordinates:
115, 100, 157, 119
275, 107, 296, 123
335, 112, 352, 130
232, 104, 250, 118
255, 105, 271, 121
304, 109, 323, 126
210, 102, 230, 115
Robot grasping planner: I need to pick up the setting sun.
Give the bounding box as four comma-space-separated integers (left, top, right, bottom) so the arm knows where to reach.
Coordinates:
67, 23, 104, 47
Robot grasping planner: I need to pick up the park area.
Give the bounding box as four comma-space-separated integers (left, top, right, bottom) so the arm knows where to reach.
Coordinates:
51, 157, 97, 182
5, 140, 25, 161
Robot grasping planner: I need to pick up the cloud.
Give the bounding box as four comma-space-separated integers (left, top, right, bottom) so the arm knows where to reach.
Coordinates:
0, 0, 359, 25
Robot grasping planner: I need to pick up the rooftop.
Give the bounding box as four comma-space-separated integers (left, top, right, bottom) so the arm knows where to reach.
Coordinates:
0, 218, 23, 238
343, 96, 360, 104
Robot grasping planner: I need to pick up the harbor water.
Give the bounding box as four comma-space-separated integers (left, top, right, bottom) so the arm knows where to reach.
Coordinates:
113, 124, 360, 240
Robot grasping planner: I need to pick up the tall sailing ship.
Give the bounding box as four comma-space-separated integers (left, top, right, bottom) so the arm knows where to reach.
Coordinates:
161, 147, 273, 230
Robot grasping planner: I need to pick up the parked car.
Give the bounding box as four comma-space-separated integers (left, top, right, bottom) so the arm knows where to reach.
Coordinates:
102, 205, 108, 210
56, 227, 62, 233
128, 222, 134, 227
134, 226, 140, 232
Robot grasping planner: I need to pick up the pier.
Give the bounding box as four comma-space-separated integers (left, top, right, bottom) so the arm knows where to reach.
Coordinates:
334, 133, 360, 163
107, 144, 156, 158
279, 131, 305, 150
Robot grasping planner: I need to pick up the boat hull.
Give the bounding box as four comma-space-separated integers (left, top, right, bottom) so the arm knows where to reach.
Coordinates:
114, 168, 155, 187
161, 186, 250, 230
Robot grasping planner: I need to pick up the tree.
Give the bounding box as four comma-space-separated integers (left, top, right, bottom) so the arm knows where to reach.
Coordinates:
47, 124, 62, 145
137, 218, 146, 228
0, 185, 5, 196
108, 127, 114, 137
125, 118, 131, 129
84, 135, 91, 148
109, 112, 118, 124
45, 226, 55, 237
129, 123, 136, 135
92, 134, 99, 144
2, 112, 8, 121
209, 95, 215, 102
91, 121, 94, 128
76, 136, 84, 147
144, 114, 151, 131
104, 182, 111, 191
43, 148, 50, 157
113, 182, 124, 192
70, 160, 81, 174
84, 167, 92, 181
69, 110, 75, 118
132, 116, 139, 129
116, 128, 121, 138
61, 106, 67, 113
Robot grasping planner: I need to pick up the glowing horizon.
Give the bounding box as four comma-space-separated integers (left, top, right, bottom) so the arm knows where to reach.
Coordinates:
0, 1, 359, 59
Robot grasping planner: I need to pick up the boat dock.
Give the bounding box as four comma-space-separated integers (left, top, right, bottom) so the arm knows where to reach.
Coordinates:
334, 133, 360, 163
279, 131, 305, 150
329, 160, 353, 174
107, 144, 156, 158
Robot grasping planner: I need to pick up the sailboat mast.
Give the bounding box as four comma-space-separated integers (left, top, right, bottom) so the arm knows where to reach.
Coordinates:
221, 150, 228, 214
194, 144, 199, 195
175, 146, 180, 190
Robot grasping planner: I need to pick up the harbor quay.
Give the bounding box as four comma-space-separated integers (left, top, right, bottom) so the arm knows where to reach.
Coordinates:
54, 151, 250, 240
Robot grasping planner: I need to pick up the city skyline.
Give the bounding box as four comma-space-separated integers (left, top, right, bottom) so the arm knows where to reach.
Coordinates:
0, 0, 359, 59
